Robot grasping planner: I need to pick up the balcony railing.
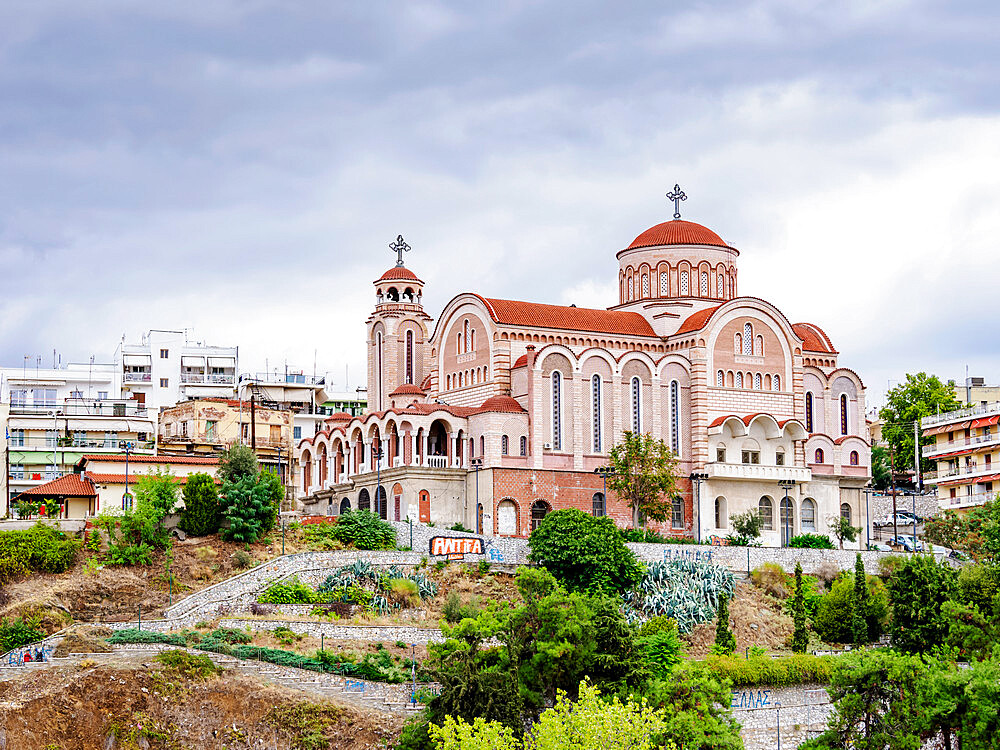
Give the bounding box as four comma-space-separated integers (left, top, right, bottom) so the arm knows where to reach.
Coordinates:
922, 401, 1000, 428
923, 432, 1000, 456
243, 372, 325, 386
9, 470, 65, 483
8, 400, 149, 418
705, 462, 813, 483
942, 490, 998, 509
926, 463, 996, 481
124, 372, 152, 383
7, 438, 155, 451
180, 373, 235, 385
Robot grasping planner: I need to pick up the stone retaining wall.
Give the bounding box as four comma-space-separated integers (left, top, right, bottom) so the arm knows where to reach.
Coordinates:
730, 683, 831, 750
219, 619, 445, 644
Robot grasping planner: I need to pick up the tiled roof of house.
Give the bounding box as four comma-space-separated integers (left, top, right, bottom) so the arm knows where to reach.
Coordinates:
87, 472, 218, 484
82, 454, 220, 465
627, 220, 731, 251
18, 473, 96, 497
793, 322, 837, 353
675, 306, 721, 335
478, 297, 656, 337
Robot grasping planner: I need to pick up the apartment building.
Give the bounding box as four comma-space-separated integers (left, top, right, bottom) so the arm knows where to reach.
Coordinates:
950, 376, 1000, 407
922, 401, 1000, 512
1, 362, 155, 513
119, 330, 238, 414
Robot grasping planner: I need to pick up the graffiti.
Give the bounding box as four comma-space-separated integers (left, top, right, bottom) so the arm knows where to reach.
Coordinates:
483, 540, 505, 562
706, 535, 730, 546
6, 644, 53, 666
429, 535, 484, 560
731, 689, 771, 709
344, 679, 366, 693
662, 548, 714, 562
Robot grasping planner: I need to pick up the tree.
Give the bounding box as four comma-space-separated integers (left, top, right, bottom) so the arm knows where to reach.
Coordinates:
870, 445, 891, 491
852, 553, 870, 645
924, 500, 1000, 562
644, 662, 743, 750
219, 472, 279, 544
178, 473, 221, 536
726, 508, 763, 547
713, 594, 736, 655
887, 554, 956, 653
606, 431, 680, 528
527, 509, 642, 595
941, 599, 997, 661
217, 443, 259, 484
879, 372, 962, 478
829, 515, 860, 549
815, 572, 889, 645
636, 616, 684, 681
586, 595, 646, 689
792, 562, 809, 653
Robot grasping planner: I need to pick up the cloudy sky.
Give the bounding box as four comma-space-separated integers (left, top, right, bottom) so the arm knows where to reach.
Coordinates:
2, 1, 999, 407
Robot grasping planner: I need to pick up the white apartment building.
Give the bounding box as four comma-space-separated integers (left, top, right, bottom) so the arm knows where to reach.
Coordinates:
1, 362, 155, 512
118, 330, 238, 414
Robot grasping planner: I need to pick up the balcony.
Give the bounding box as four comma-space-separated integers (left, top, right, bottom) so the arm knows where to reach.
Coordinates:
180, 372, 236, 385
940, 490, 997, 510
705, 462, 812, 483
922, 401, 1000, 428
926, 463, 996, 483
923, 432, 1000, 457
9, 399, 148, 418
124, 371, 152, 383
243, 372, 325, 386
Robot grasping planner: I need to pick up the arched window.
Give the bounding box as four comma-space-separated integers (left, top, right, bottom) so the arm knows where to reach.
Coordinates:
754, 335, 764, 356
780, 497, 794, 545
717, 370, 724, 387
801, 498, 816, 531
591, 374, 603, 453
631, 376, 642, 433
376, 331, 383, 410
759, 496, 774, 530
840, 393, 849, 436
850, 450, 860, 466
775, 448, 785, 466
754, 373, 761, 390
358, 488, 371, 512
551, 371, 563, 450
735, 333, 742, 354
405, 330, 414, 384
463, 320, 470, 353
715, 496, 727, 529
671, 496, 684, 529
519, 436, 527, 456
501, 435, 509, 455
340, 497, 351, 514
700, 271, 709, 295
764, 374, 772, 390
737, 372, 744, 389
456, 331, 462, 354
814, 448, 825, 463
641, 274, 649, 298
670, 380, 681, 456
592, 492, 605, 517
841, 503, 852, 524
743, 323, 753, 355
660, 272, 670, 296
471, 327, 476, 351
805, 392, 814, 432
531, 500, 551, 531
483, 365, 488, 380
680, 270, 689, 295
717, 275, 724, 298
628, 276, 634, 301
727, 371, 734, 387
480, 435, 485, 456
773, 374, 780, 391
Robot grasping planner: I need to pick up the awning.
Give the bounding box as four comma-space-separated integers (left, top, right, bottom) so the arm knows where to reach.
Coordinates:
123, 354, 151, 365
923, 424, 950, 436
933, 449, 977, 460
208, 357, 235, 368
976, 474, 1000, 484
971, 415, 1000, 429
181, 355, 205, 366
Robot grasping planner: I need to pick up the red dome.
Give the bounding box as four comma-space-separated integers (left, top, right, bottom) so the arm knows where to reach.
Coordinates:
627, 219, 730, 250
377, 266, 422, 282
389, 384, 426, 397
477, 395, 525, 413
325, 412, 353, 422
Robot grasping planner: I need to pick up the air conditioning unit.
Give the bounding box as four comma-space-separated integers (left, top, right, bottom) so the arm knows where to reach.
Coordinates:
543, 442, 552, 450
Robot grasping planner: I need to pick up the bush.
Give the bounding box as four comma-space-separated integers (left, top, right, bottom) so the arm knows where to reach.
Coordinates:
389, 578, 420, 608
232, 549, 254, 569
447, 523, 473, 533
442, 591, 482, 623
207, 627, 251, 644
814, 572, 889, 644
638, 622, 683, 679
0, 615, 45, 651
272, 626, 302, 646
751, 562, 791, 598
104, 543, 154, 567
0, 524, 81, 583
878, 555, 906, 579
789, 533, 835, 549
528, 508, 642, 594
956, 563, 1000, 612
700, 653, 836, 687
154, 649, 221, 680
887, 554, 957, 653
302, 523, 344, 551
331, 510, 396, 550
106, 629, 187, 647
259, 577, 321, 605
219, 471, 281, 544
178, 473, 221, 537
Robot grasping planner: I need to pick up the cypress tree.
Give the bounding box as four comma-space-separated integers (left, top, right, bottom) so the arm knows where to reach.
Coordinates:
714, 594, 737, 655
178, 472, 221, 536
852, 552, 870, 645
792, 562, 809, 653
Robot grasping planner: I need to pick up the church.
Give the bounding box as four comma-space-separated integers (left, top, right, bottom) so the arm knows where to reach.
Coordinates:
296, 189, 871, 547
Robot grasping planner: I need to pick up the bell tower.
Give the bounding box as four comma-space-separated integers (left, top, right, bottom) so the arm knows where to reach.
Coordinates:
366, 235, 432, 411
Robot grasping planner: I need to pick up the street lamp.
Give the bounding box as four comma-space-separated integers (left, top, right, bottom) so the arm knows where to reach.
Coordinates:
471, 458, 483, 533
778, 479, 797, 547
374, 446, 384, 518
689, 472, 709, 542
594, 466, 616, 518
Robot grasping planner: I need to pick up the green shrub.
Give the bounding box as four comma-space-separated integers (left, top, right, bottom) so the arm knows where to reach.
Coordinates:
259, 577, 321, 605
637, 615, 677, 637
178, 473, 221, 537
219, 471, 281, 544
153, 649, 221, 679
302, 523, 344, 551
887, 554, 957, 653
331, 510, 395, 550
207, 627, 251, 644
956, 563, 1000, 612
441, 591, 482, 623
233, 549, 254, 569
477, 560, 491, 576
623, 558, 735, 634
700, 653, 836, 687
106, 629, 187, 647
814, 572, 889, 644
0, 523, 81, 583
272, 626, 302, 646
447, 523, 473, 533
751, 562, 791, 598
528, 508, 642, 594
389, 578, 420, 608
788, 533, 835, 549
878, 554, 906, 578
0, 615, 45, 651
638, 624, 684, 679
104, 543, 154, 567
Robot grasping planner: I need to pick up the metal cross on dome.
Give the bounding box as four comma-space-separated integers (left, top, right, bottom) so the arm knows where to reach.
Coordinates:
666, 184, 687, 219
389, 234, 411, 267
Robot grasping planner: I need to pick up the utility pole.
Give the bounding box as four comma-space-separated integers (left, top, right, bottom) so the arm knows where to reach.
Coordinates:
250, 390, 257, 452
890, 444, 898, 546
913, 420, 922, 493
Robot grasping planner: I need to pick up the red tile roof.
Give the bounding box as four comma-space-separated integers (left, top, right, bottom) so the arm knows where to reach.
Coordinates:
18, 473, 96, 497
512, 354, 528, 368
477, 395, 525, 413
82, 454, 220, 465
377, 267, 422, 283
676, 306, 721, 335
627, 220, 731, 251
324, 412, 354, 422
478, 297, 656, 337
88, 472, 217, 484
389, 384, 426, 396
793, 322, 837, 353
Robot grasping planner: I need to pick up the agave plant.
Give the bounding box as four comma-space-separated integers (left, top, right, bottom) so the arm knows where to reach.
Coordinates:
623, 558, 735, 633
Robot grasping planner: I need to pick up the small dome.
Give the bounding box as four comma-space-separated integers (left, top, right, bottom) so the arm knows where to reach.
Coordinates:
324, 412, 353, 422
627, 219, 730, 250
389, 384, 426, 397
378, 266, 422, 282
478, 395, 525, 413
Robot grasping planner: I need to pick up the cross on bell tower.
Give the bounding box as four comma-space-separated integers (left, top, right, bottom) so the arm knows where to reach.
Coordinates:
389, 234, 411, 267
666, 184, 687, 219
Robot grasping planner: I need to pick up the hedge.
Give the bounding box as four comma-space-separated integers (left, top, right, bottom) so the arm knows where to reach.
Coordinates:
698, 653, 837, 687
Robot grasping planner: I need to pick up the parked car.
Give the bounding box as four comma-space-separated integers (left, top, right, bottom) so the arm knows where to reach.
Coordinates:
875, 511, 923, 528
887, 535, 925, 552
868, 542, 893, 552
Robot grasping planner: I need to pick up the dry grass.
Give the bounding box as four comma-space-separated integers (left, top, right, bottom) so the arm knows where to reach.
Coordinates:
683, 580, 794, 658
